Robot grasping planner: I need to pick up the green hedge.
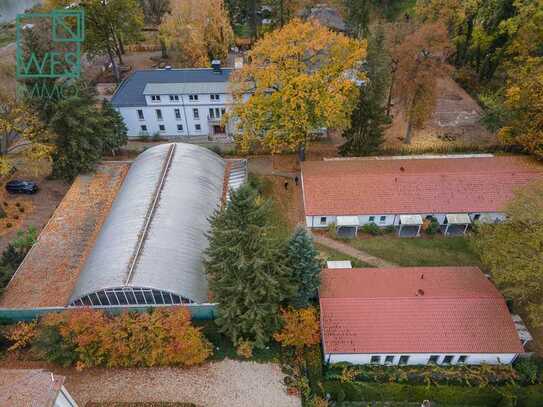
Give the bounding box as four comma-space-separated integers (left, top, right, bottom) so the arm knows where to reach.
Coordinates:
323, 381, 543, 406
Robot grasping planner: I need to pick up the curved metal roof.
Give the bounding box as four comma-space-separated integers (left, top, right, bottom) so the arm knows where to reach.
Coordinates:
69, 143, 226, 304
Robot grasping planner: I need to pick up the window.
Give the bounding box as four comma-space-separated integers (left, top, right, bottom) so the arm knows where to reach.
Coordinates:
137, 109, 144, 120
443, 355, 454, 365
221, 108, 226, 115
473, 214, 481, 221
211, 94, 220, 100
369, 216, 375, 222
156, 109, 163, 121
189, 94, 198, 101
385, 355, 394, 364
215, 107, 220, 117
398, 355, 409, 365
458, 355, 468, 364
379, 215, 386, 223
428, 355, 439, 364
320, 217, 327, 225
151, 95, 160, 101
370, 356, 381, 364
177, 124, 183, 131
193, 108, 199, 119
140, 125, 147, 132
174, 108, 181, 119
209, 108, 215, 118
195, 124, 201, 131
159, 124, 165, 132
169, 95, 179, 101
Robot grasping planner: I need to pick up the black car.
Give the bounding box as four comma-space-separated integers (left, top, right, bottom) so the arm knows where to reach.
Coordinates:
5, 180, 39, 194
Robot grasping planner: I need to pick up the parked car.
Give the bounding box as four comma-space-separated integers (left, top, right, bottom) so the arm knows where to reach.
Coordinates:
5, 180, 38, 194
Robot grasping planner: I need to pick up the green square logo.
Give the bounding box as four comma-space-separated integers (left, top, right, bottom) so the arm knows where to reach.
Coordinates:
16, 9, 84, 79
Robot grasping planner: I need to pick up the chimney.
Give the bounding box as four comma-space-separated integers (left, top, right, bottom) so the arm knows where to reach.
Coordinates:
400, 166, 405, 172
211, 60, 222, 74
417, 289, 425, 296
420, 273, 424, 279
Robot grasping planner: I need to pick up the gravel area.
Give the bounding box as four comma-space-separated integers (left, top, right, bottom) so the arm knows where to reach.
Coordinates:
61, 359, 300, 407
0, 163, 129, 307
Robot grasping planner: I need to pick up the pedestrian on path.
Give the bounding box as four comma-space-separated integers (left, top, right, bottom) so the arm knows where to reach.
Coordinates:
294, 176, 299, 185
284, 180, 289, 190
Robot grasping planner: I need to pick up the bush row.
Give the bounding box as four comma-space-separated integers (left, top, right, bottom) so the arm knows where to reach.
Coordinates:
0, 226, 37, 294
325, 360, 543, 387
6, 307, 212, 368
323, 381, 543, 407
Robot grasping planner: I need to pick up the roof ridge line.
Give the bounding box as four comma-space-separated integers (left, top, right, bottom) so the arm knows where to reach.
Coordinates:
124, 143, 176, 285
321, 295, 501, 300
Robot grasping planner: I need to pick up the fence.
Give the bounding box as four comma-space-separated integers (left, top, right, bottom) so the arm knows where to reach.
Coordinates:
0, 303, 218, 323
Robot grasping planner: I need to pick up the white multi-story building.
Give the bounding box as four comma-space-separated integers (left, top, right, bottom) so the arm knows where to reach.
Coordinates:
111, 62, 235, 140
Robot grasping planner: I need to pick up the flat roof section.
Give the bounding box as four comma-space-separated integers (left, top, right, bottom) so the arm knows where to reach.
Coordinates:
0, 163, 129, 308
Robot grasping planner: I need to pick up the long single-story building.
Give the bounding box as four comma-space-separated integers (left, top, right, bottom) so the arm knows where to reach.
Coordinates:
301, 154, 543, 237
319, 266, 525, 365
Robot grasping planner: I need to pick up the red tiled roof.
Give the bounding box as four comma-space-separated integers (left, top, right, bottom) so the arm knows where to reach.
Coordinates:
320, 267, 524, 354
301, 156, 543, 215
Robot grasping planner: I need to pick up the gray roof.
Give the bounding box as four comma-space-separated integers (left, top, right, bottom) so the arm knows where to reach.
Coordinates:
111, 68, 233, 107
69, 143, 227, 304
144, 82, 230, 95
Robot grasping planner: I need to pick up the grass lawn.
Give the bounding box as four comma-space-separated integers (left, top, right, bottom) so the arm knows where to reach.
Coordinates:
315, 243, 375, 268
346, 235, 482, 267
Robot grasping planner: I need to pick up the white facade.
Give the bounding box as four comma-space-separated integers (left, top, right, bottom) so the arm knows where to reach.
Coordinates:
118, 91, 234, 139
306, 212, 506, 229
325, 352, 518, 366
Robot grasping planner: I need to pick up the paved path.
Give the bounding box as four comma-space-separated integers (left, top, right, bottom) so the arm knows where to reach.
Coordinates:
313, 234, 398, 268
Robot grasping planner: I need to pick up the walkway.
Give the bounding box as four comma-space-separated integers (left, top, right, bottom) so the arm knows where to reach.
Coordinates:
313, 234, 398, 268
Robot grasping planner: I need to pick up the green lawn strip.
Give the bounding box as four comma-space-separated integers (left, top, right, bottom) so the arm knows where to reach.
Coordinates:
347, 235, 481, 267
315, 243, 375, 268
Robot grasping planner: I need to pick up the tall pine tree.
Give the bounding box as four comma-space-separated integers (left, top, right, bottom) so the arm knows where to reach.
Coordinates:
285, 227, 321, 308
340, 26, 390, 156
204, 184, 295, 348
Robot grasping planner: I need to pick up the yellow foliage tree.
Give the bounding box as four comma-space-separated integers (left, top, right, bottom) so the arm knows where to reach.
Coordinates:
498, 59, 543, 158
228, 19, 366, 155
159, 0, 234, 67
0, 90, 55, 176
273, 306, 320, 349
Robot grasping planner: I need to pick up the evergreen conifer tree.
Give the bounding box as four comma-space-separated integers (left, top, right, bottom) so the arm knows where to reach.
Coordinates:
204, 184, 295, 348
286, 227, 321, 308
340, 26, 390, 156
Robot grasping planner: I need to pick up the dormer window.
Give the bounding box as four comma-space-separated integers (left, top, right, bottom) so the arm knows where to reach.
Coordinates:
151, 95, 161, 101
169, 95, 179, 101
189, 94, 198, 101
210, 94, 220, 100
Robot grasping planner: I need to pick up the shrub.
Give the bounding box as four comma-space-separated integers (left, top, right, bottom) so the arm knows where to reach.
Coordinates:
32, 324, 78, 367
327, 223, 338, 239
423, 217, 440, 235
7, 321, 37, 351
360, 222, 382, 236
515, 358, 543, 385
6, 223, 12, 228
273, 307, 320, 349
236, 340, 254, 359
151, 132, 161, 142
1, 226, 37, 269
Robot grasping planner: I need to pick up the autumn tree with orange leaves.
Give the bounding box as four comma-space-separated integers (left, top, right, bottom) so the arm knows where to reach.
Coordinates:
228, 19, 366, 157
273, 306, 320, 350
159, 0, 234, 67
391, 22, 450, 144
